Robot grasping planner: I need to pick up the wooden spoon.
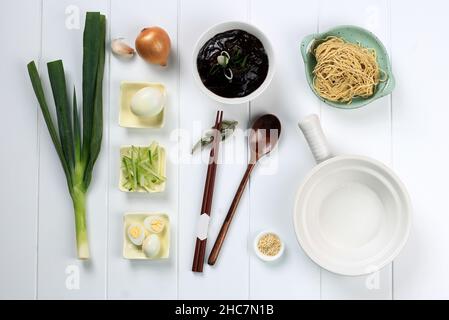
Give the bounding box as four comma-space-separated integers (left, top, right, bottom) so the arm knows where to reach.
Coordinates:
208, 114, 281, 266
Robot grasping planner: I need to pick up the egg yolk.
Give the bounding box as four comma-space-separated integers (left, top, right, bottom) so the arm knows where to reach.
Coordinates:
129, 226, 141, 239
151, 220, 164, 233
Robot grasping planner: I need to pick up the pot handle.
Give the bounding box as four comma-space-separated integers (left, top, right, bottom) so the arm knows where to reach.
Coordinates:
298, 114, 332, 164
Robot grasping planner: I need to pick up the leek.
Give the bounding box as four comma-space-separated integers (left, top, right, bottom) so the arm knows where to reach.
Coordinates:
26, 12, 106, 259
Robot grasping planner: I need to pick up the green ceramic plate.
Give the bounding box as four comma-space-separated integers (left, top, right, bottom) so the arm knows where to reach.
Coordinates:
300, 25, 395, 109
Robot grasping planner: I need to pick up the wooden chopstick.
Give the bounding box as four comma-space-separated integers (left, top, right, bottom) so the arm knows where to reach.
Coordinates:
192, 110, 223, 272
192, 111, 222, 272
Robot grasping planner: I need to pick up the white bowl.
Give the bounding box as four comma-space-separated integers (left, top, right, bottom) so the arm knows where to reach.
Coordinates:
253, 230, 284, 262
192, 21, 275, 105
293, 156, 412, 276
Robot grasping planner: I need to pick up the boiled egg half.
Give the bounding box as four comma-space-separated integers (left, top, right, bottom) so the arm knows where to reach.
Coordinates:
127, 223, 146, 246
144, 216, 165, 234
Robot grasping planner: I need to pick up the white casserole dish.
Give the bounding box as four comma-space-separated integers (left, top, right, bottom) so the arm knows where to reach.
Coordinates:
294, 115, 411, 276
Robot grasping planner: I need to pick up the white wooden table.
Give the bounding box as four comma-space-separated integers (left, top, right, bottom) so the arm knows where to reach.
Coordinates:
1, 0, 448, 300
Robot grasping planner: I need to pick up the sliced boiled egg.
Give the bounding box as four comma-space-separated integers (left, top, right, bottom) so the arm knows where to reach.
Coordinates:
127, 223, 146, 246
130, 86, 165, 118
144, 216, 165, 234
142, 234, 161, 258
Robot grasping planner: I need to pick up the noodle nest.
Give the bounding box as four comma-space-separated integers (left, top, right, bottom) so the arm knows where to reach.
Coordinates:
312, 36, 386, 103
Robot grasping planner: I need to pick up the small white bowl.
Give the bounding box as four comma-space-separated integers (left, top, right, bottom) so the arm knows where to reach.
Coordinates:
192, 21, 275, 105
253, 230, 284, 262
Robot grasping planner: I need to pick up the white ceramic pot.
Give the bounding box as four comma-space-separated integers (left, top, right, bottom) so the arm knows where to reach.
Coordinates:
192, 21, 275, 105
294, 114, 412, 276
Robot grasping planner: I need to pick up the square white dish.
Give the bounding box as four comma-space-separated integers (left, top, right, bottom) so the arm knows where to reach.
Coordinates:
123, 212, 170, 260
119, 81, 165, 128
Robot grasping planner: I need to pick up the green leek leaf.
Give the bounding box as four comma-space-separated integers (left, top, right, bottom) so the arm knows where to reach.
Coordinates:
47, 60, 75, 170
27, 61, 73, 191
73, 87, 81, 162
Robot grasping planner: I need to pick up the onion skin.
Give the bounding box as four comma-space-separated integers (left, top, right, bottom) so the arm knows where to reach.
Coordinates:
135, 27, 171, 66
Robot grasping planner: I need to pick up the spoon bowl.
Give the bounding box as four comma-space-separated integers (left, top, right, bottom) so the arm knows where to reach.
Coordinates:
249, 114, 281, 162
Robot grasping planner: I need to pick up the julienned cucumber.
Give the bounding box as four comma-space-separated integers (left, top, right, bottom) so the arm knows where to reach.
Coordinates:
27, 12, 106, 259
121, 142, 166, 192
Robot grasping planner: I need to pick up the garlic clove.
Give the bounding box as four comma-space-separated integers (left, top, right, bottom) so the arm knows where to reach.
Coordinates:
111, 38, 135, 58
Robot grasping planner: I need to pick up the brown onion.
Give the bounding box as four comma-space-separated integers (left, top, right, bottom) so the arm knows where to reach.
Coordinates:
135, 27, 171, 66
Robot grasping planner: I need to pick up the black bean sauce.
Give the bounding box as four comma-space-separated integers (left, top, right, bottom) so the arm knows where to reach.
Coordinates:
197, 29, 269, 98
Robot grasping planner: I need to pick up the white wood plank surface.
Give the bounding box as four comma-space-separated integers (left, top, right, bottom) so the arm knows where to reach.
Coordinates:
177, 0, 251, 300
37, 0, 109, 299
107, 0, 178, 299
318, 0, 393, 300
2, 0, 449, 299
0, 0, 41, 299
248, 0, 321, 300
391, 0, 449, 299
